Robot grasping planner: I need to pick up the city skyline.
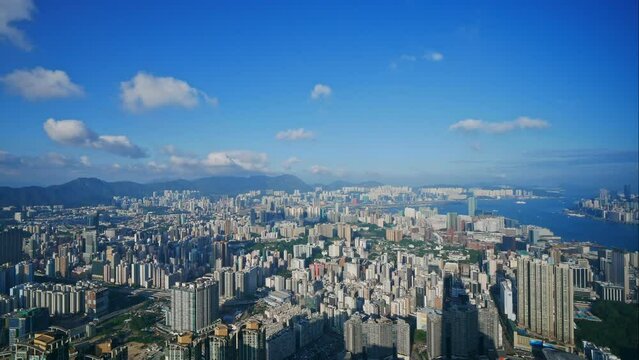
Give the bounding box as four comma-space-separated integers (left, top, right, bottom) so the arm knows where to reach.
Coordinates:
1, 1, 638, 188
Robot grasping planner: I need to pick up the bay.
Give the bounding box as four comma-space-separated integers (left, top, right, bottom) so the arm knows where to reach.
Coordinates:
427, 197, 639, 251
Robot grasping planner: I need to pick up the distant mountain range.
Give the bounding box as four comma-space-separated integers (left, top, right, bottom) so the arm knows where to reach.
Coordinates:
0, 175, 382, 207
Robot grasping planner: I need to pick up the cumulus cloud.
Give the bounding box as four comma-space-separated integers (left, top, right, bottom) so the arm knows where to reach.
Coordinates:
282, 157, 301, 170
275, 128, 315, 141
449, 116, 550, 134
79, 155, 91, 167
120, 72, 217, 112
424, 51, 444, 62
1, 67, 84, 100
0, 0, 34, 51
310, 84, 331, 100
310, 165, 332, 175
43, 118, 147, 158
170, 150, 269, 174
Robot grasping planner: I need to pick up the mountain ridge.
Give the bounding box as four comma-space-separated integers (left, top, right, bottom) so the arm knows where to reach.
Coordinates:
0, 175, 379, 207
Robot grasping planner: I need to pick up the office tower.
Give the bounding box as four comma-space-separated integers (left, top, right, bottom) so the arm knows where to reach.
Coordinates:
83, 228, 98, 261
467, 196, 477, 217
170, 277, 219, 333
499, 279, 516, 321
396, 318, 411, 359
0, 228, 24, 265
517, 258, 574, 345
344, 315, 363, 356
446, 212, 458, 232
624, 184, 631, 199
240, 320, 265, 360
210, 324, 236, 360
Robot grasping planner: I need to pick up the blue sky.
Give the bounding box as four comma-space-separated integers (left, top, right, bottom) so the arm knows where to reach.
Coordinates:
0, 0, 637, 190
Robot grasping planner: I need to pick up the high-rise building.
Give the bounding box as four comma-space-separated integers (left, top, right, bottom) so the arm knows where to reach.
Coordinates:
170, 276, 219, 334
166, 332, 204, 360
426, 310, 442, 360
395, 318, 411, 359
517, 258, 574, 346
499, 279, 516, 321
240, 320, 265, 360
0, 228, 24, 265
83, 228, 98, 261
343, 314, 363, 356
210, 324, 236, 360
444, 303, 478, 358
467, 196, 477, 217
362, 317, 395, 360
446, 212, 458, 232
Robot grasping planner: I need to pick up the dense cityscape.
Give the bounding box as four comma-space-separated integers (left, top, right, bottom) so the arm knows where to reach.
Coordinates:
1, 1, 638, 359
0, 183, 636, 359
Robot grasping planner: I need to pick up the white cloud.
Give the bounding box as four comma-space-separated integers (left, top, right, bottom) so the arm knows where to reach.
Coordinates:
93, 135, 147, 158
43, 118, 147, 158
449, 116, 550, 134
80, 155, 91, 167
275, 128, 315, 141
282, 156, 301, 170
171, 150, 269, 174
120, 72, 217, 112
1, 67, 84, 100
212, 151, 268, 172
0, 0, 34, 51
424, 51, 444, 62
310, 84, 332, 100
43, 119, 94, 145
310, 165, 332, 175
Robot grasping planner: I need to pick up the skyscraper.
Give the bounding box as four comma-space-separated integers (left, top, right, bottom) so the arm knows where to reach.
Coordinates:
83, 229, 98, 261
517, 258, 574, 346
170, 276, 219, 334
467, 196, 477, 217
